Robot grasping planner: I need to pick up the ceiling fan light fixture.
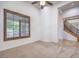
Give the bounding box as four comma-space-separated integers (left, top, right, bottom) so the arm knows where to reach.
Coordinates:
40, 1, 45, 6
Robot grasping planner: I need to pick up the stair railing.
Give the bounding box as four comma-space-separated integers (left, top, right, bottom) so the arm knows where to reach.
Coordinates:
64, 21, 79, 36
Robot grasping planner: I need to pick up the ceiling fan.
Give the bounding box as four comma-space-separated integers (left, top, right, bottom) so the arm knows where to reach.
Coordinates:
32, 1, 53, 9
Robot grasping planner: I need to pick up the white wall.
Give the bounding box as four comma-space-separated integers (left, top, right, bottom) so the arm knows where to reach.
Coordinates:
57, 2, 72, 41
63, 7, 79, 18
40, 7, 58, 42
0, 1, 40, 51
40, 1, 71, 42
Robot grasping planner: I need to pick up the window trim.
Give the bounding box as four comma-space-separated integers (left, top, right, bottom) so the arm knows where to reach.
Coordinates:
4, 9, 30, 41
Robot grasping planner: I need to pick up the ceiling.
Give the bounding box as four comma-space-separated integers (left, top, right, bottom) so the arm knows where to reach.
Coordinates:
27, 1, 61, 9
27, 1, 79, 11
59, 1, 79, 12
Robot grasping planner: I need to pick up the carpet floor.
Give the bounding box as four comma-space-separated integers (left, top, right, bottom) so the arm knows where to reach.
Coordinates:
0, 40, 79, 58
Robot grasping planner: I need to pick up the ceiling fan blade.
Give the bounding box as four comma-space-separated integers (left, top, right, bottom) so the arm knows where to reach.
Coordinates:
46, 1, 53, 5
32, 1, 38, 4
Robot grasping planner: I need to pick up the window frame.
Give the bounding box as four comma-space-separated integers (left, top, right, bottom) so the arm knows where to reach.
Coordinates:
4, 9, 30, 41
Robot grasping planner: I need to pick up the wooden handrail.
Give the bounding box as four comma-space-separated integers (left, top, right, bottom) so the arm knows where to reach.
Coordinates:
65, 21, 79, 32
64, 23, 77, 37
64, 21, 79, 37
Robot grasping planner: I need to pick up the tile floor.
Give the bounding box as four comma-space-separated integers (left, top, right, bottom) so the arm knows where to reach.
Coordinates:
0, 40, 79, 58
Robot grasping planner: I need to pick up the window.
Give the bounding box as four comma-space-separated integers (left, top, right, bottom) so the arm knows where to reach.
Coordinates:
4, 9, 30, 41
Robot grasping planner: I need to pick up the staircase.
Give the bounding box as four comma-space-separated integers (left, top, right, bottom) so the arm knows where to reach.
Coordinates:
64, 20, 79, 41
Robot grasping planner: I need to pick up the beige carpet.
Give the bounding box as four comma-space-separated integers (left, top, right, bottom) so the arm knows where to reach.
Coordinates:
0, 40, 79, 58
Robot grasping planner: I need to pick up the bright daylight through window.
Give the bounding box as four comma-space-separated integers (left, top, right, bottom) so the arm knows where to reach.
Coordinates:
4, 9, 30, 41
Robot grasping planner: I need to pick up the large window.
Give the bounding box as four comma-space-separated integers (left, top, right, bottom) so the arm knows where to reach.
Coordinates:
4, 9, 30, 41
